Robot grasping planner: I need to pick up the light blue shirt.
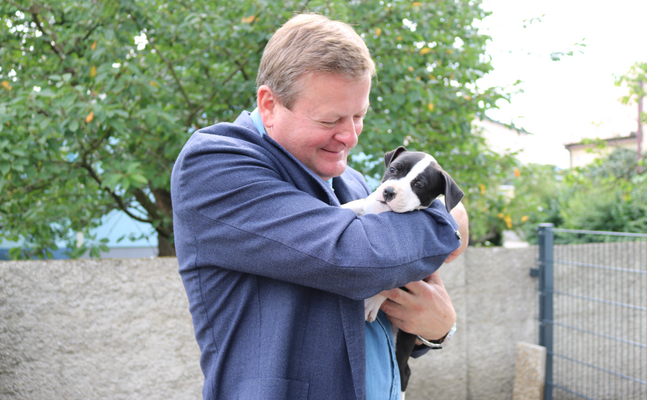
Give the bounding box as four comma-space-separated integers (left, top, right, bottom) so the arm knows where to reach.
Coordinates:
251, 108, 400, 400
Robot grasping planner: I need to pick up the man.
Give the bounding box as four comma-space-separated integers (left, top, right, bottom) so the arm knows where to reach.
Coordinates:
171, 13, 468, 400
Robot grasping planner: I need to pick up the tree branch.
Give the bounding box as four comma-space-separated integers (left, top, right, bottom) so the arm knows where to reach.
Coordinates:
67, 22, 100, 56
78, 157, 153, 225
27, 5, 66, 61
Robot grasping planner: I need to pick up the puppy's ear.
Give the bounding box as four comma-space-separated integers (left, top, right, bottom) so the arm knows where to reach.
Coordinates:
384, 146, 407, 167
442, 171, 464, 213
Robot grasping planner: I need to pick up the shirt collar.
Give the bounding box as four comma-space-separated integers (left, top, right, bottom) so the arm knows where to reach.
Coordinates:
250, 108, 267, 136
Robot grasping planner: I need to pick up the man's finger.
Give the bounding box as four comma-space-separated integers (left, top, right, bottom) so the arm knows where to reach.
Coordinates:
424, 271, 444, 286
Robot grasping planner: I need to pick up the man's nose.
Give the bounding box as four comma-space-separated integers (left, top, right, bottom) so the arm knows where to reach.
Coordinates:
334, 119, 360, 148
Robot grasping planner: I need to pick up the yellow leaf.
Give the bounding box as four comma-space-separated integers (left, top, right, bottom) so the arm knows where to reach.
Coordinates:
149, 81, 159, 87
1, 81, 11, 91
419, 47, 431, 55
464, 95, 472, 101
397, 36, 402, 41
514, 168, 521, 178
521, 215, 529, 223
376, 28, 382, 37
242, 15, 256, 24
408, 66, 414, 72
91, 41, 97, 50
504, 215, 512, 229
85, 111, 94, 123
90, 65, 96, 77
413, 2, 422, 6
427, 102, 434, 112
479, 183, 485, 194
497, 213, 505, 219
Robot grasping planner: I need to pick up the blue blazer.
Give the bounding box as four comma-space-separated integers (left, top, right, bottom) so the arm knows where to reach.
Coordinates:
171, 111, 461, 400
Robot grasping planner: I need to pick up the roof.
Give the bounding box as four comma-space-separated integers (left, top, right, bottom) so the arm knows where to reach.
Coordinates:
564, 132, 638, 150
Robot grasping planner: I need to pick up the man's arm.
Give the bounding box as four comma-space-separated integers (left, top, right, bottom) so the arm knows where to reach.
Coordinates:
380, 201, 468, 339
444, 202, 468, 264
172, 130, 462, 301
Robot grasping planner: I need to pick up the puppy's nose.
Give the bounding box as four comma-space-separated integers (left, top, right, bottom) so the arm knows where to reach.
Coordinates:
383, 186, 396, 202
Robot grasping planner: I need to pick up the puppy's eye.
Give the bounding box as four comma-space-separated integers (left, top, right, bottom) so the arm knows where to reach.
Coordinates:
414, 181, 423, 189
389, 166, 396, 173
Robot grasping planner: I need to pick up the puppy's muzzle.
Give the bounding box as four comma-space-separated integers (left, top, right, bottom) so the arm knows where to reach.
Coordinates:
383, 186, 396, 202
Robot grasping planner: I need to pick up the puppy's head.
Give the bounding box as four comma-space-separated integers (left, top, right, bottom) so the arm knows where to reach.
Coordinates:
374, 146, 464, 213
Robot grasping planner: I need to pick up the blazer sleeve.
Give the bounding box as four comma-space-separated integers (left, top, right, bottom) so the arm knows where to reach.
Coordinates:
171, 129, 461, 301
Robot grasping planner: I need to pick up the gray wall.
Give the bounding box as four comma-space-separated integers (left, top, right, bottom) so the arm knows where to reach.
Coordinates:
1, 247, 540, 400
407, 246, 539, 400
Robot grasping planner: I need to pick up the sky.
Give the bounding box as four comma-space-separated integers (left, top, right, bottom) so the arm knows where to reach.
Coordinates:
475, 0, 647, 168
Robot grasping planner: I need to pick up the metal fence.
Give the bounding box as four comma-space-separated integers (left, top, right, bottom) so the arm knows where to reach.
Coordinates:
538, 223, 647, 400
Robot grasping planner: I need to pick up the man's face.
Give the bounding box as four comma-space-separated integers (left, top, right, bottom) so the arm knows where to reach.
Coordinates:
260, 73, 371, 181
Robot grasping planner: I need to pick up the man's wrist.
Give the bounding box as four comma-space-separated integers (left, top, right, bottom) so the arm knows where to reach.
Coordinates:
417, 322, 456, 349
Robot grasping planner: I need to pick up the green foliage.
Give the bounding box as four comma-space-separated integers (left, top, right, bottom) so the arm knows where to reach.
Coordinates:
616, 62, 647, 107
506, 163, 564, 244
510, 148, 647, 243
559, 148, 647, 233
1, 0, 512, 258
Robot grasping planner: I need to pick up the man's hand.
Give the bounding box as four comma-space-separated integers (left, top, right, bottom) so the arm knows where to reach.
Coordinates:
379, 272, 456, 341
444, 202, 468, 264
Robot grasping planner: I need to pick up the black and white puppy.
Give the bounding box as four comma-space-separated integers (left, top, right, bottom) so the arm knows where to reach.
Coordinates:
341, 146, 464, 394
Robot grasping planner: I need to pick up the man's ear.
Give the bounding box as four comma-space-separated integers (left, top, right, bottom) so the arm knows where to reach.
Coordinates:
384, 146, 407, 167
257, 85, 278, 129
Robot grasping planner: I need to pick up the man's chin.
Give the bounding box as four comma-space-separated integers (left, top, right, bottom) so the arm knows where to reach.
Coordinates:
314, 163, 347, 181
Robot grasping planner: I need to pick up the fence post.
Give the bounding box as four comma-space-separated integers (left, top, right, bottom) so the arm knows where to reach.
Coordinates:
538, 223, 554, 400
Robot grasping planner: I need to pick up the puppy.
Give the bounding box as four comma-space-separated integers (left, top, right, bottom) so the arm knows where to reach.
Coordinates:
341, 146, 464, 394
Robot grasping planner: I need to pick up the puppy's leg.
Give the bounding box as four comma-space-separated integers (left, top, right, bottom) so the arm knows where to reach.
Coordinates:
340, 199, 367, 216
364, 294, 387, 322
395, 331, 417, 392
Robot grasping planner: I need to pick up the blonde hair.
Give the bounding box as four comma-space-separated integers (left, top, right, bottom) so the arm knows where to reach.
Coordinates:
257, 13, 375, 109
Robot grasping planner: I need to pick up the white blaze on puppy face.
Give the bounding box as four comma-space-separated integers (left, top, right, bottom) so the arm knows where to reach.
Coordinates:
376, 154, 437, 213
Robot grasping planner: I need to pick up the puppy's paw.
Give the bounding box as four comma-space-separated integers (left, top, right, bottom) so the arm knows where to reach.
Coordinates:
340, 199, 366, 216
364, 294, 387, 322
364, 200, 392, 215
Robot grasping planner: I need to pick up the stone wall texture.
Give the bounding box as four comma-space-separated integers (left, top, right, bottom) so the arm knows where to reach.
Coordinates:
0, 258, 202, 400
1, 247, 540, 400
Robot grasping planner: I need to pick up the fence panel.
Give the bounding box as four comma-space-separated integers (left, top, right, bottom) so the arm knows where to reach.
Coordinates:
538, 224, 647, 400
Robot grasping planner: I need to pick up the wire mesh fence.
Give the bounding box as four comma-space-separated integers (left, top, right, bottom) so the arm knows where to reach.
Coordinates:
538, 224, 647, 400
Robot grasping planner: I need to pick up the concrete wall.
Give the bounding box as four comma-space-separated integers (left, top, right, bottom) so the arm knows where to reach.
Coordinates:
406, 246, 539, 400
1, 247, 540, 400
0, 258, 202, 400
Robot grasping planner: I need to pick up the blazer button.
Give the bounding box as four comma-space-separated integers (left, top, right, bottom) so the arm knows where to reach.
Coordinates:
455, 230, 462, 240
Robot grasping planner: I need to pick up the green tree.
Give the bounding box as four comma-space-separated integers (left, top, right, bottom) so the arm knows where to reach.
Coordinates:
616, 62, 646, 168
509, 148, 646, 243
559, 148, 647, 233
508, 163, 564, 244
1, 0, 512, 259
